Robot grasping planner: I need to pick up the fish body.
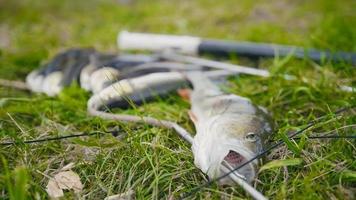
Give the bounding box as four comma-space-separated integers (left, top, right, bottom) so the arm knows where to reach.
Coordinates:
26, 48, 200, 96
80, 54, 158, 93
26, 48, 156, 96
26, 48, 98, 96
87, 70, 234, 111
87, 71, 188, 110
186, 71, 272, 184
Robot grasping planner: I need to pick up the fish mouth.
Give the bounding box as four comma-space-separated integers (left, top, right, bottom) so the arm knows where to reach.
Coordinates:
221, 150, 256, 184
224, 150, 246, 166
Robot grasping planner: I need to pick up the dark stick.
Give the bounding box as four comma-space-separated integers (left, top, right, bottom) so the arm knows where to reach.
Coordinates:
0, 131, 114, 146
198, 40, 356, 65
118, 32, 356, 65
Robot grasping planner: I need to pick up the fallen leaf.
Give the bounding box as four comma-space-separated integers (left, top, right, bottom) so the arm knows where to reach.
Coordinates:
46, 170, 83, 198
54, 171, 83, 192
104, 189, 135, 200
46, 179, 64, 198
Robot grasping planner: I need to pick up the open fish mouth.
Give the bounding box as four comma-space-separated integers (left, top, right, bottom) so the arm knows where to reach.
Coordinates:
221, 150, 256, 184
224, 150, 246, 165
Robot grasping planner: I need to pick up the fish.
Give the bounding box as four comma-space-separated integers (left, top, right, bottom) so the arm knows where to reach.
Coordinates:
185, 71, 272, 184
84, 61, 201, 94
87, 70, 234, 111
26, 48, 96, 96
87, 71, 189, 111
25, 48, 159, 96
26, 48, 202, 96
80, 54, 158, 93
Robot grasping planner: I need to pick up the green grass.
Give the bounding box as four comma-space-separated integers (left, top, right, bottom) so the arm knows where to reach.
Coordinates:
0, 0, 355, 199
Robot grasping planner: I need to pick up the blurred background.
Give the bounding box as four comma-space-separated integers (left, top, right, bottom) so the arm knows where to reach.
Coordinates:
0, 0, 355, 79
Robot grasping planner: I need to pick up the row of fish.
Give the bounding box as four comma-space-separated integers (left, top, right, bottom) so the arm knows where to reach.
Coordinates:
26, 48, 157, 95
26, 48, 272, 185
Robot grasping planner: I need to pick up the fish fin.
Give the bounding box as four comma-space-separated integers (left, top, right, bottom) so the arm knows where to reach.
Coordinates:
177, 88, 191, 102
188, 110, 198, 123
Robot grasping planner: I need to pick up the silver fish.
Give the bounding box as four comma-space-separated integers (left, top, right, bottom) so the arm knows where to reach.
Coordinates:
80, 54, 157, 92
26, 49, 153, 96
85, 62, 201, 94
87, 71, 188, 111
87, 70, 235, 111
186, 71, 272, 184
26, 48, 98, 96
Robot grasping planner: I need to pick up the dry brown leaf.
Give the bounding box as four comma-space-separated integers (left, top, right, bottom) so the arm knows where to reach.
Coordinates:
54, 171, 83, 192
46, 179, 64, 198
46, 170, 83, 198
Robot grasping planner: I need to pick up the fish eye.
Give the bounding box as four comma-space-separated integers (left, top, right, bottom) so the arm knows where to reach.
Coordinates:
245, 132, 257, 142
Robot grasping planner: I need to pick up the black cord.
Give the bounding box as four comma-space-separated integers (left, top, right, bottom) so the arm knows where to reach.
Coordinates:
180, 106, 355, 199
0, 131, 120, 146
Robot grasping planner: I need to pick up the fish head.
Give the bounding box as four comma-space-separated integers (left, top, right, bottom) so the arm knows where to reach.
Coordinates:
192, 114, 270, 184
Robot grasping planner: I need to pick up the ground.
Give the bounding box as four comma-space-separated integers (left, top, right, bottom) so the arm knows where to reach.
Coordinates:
0, 0, 355, 199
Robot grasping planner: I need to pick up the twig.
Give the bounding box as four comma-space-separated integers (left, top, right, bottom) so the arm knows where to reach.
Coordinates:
7, 113, 27, 135
0, 131, 107, 146
36, 169, 54, 180
0, 78, 29, 90
88, 108, 194, 144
